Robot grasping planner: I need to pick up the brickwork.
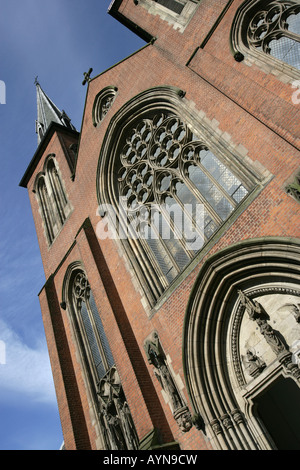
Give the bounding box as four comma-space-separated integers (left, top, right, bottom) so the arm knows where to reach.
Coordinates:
22, 0, 300, 450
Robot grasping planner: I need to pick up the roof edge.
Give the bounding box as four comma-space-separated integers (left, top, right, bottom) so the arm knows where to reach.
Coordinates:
19, 122, 79, 188
108, 0, 153, 43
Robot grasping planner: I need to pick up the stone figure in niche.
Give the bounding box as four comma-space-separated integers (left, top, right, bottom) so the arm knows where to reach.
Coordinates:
238, 290, 288, 357
104, 401, 127, 450
144, 332, 193, 432
245, 349, 266, 378
118, 400, 139, 450
238, 290, 300, 383
256, 318, 287, 356
238, 290, 266, 321
147, 333, 183, 410
101, 95, 115, 120
286, 173, 300, 203
154, 363, 183, 411
97, 367, 139, 450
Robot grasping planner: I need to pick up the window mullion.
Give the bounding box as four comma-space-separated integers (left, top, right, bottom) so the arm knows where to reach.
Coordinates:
159, 202, 193, 262
140, 232, 171, 290
282, 30, 300, 43
74, 297, 100, 387
163, 191, 205, 256
183, 175, 224, 226
120, 209, 166, 298
152, 219, 181, 273
86, 293, 109, 373
197, 160, 239, 208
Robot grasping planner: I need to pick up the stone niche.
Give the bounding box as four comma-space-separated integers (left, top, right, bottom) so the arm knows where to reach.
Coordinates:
232, 287, 300, 388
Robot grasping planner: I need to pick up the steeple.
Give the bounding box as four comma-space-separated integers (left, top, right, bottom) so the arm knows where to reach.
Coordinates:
35, 77, 76, 145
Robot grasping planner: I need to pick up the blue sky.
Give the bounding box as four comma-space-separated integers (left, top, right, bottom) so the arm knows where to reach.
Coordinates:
0, 0, 144, 450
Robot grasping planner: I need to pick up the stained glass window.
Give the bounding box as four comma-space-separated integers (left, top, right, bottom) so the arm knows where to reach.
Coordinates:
71, 271, 115, 381
114, 111, 249, 292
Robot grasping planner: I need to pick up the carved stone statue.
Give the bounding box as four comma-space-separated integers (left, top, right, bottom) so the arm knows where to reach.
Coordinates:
245, 349, 266, 378
256, 318, 287, 356
144, 332, 193, 432
238, 290, 300, 383
238, 290, 264, 320
97, 367, 139, 450
118, 400, 139, 450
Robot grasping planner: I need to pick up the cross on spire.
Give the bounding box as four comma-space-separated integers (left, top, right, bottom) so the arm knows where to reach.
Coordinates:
82, 68, 93, 86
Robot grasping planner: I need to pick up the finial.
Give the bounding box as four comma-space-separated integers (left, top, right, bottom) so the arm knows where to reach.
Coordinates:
82, 68, 93, 86
34, 76, 39, 86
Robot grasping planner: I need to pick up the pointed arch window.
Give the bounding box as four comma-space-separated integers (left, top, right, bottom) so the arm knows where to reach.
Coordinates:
36, 176, 55, 243
34, 155, 71, 244
66, 268, 139, 450
71, 271, 115, 381
46, 158, 69, 225
97, 88, 262, 307
231, 0, 300, 79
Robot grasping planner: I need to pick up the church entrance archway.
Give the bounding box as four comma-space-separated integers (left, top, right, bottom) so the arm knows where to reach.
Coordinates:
254, 376, 300, 450
183, 237, 300, 450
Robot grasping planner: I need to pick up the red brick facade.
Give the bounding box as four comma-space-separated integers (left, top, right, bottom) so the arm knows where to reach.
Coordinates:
21, 0, 300, 451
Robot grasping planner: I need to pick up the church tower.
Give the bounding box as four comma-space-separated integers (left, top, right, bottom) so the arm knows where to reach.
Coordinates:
20, 1, 300, 451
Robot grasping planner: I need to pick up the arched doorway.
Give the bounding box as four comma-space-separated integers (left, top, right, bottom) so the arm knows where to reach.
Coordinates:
183, 237, 300, 450
254, 376, 300, 450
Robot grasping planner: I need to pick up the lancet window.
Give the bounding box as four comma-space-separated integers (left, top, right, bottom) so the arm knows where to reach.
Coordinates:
36, 176, 55, 243
34, 155, 70, 244
67, 269, 139, 450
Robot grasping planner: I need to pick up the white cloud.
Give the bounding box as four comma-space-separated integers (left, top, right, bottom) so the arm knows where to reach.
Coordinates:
0, 319, 57, 405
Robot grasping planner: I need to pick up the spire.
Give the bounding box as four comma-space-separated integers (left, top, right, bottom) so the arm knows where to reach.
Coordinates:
35, 77, 76, 145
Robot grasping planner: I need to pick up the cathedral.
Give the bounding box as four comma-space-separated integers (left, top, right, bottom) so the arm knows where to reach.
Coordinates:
20, 0, 300, 450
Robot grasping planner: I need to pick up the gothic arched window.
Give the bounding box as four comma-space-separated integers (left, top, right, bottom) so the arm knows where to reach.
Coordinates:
70, 270, 115, 379
97, 87, 261, 306
47, 158, 69, 225
36, 175, 55, 243
65, 267, 139, 450
34, 155, 71, 245
231, 0, 300, 79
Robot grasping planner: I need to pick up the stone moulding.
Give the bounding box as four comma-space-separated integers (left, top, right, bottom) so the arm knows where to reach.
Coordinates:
183, 236, 300, 450
230, 0, 300, 82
